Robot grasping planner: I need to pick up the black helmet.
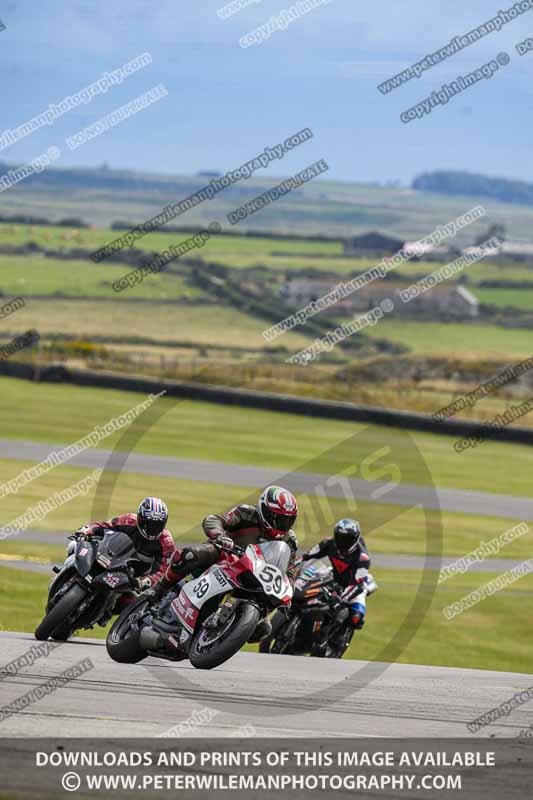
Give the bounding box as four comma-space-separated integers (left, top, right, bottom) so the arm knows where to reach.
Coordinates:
137, 497, 168, 540
333, 518, 361, 555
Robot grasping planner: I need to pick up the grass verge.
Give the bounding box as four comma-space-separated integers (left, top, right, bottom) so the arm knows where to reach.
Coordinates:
0, 376, 532, 497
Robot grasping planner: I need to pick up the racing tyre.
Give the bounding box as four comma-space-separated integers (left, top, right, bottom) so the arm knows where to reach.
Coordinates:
106, 598, 149, 663
34, 583, 87, 641
328, 626, 354, 659
190, 602, 260, 670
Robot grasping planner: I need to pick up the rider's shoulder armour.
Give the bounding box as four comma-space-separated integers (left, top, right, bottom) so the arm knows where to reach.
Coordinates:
111, 512, 138, 528
235, 504, 258, 522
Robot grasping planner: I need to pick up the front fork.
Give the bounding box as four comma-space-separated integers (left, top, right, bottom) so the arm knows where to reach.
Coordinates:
203, 592, 240, 631
143, 593, 244, 657
48, 574, 83, 610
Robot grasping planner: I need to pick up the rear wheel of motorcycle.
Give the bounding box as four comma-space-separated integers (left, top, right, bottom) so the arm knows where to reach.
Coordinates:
34, 583, 87, 641
106, 599, 148, 663
189, 603, 260, 670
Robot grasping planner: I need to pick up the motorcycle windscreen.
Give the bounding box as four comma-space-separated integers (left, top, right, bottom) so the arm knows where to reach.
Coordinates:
256, 540, 291, 574
299, 558, 333, 583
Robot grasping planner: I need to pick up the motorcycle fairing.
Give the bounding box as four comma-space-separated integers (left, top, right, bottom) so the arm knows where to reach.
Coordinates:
171, 543, 293, 631
171, 589, 200, 633
171, 558, 238, 631
223, 543, 293, 604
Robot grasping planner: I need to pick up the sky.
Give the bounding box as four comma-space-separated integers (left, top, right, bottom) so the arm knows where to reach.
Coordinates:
1, 0, 532, 184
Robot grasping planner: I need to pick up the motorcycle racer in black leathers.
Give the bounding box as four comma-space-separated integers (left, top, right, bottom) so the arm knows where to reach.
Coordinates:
302, 518, 371, 649
146, 486, 300, 642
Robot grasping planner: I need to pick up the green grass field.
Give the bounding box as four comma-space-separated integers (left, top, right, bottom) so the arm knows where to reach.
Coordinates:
3, 261, 533, 361
342, 567, 533, 673
384, 259, 533, 284
0, 298, 312, 350
0, 376, 531, 497
3, 220, 533, 367
211, 253, 371, 273
474, 287, 533, 311
0, 255, 203, 300
0, 223, 342, 257
4, 221, 533, 288
366, 319, 533, 357
2, 564, 531, 673
0, 567, 54, 637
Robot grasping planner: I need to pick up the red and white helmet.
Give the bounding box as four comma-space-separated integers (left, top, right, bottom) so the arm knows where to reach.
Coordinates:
257, 485, 298, 539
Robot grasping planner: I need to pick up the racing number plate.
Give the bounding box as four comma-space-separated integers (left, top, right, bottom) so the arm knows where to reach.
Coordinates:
258, 564, 283, 595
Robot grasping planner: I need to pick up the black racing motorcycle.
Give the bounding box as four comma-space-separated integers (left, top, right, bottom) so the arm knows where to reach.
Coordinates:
34, 530, 149, 641
260, 559, 377, 658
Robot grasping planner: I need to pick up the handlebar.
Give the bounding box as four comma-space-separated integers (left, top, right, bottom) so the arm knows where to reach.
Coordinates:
322, 586, 339, 603
70, 532, 88, 543
322, 586, 352, 606
213, 540, 245, 557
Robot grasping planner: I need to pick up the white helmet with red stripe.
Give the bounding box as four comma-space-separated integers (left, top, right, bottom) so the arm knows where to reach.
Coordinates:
137, 497, 168, 540
257, 485, 298, 539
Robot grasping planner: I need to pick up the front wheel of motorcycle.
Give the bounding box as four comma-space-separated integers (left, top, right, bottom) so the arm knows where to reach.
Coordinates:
189, 602, 260, 670
327, 626, 354, 659
106, 598, 149, 663
34, 583, 87, 641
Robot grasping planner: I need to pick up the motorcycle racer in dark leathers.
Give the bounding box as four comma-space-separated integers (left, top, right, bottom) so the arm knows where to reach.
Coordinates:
301, 518, 371, 653
146, 486, 299, 642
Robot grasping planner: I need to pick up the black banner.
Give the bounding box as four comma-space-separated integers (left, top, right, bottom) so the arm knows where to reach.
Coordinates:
0, 738, 532, 799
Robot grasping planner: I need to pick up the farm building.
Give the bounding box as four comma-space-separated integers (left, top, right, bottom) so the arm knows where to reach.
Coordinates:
280, 279, 479, 320
343, 231, 405, 257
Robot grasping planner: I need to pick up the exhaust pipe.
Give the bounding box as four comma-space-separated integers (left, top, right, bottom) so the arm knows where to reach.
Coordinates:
139, 627, 163, 651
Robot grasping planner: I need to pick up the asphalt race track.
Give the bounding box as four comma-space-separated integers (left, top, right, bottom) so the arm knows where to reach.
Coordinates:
2, 438, 533, 520
1, 631, 531, 738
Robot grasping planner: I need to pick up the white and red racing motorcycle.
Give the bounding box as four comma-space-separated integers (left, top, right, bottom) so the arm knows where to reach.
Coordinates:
106, 540, 293, 670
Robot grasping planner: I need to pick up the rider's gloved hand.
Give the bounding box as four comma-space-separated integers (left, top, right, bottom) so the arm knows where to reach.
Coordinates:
215, 534, 234, 551
134, 576, 152, 592
341, 584, 363, 603
74, 527, 90, 540
140, 583, 165, 604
